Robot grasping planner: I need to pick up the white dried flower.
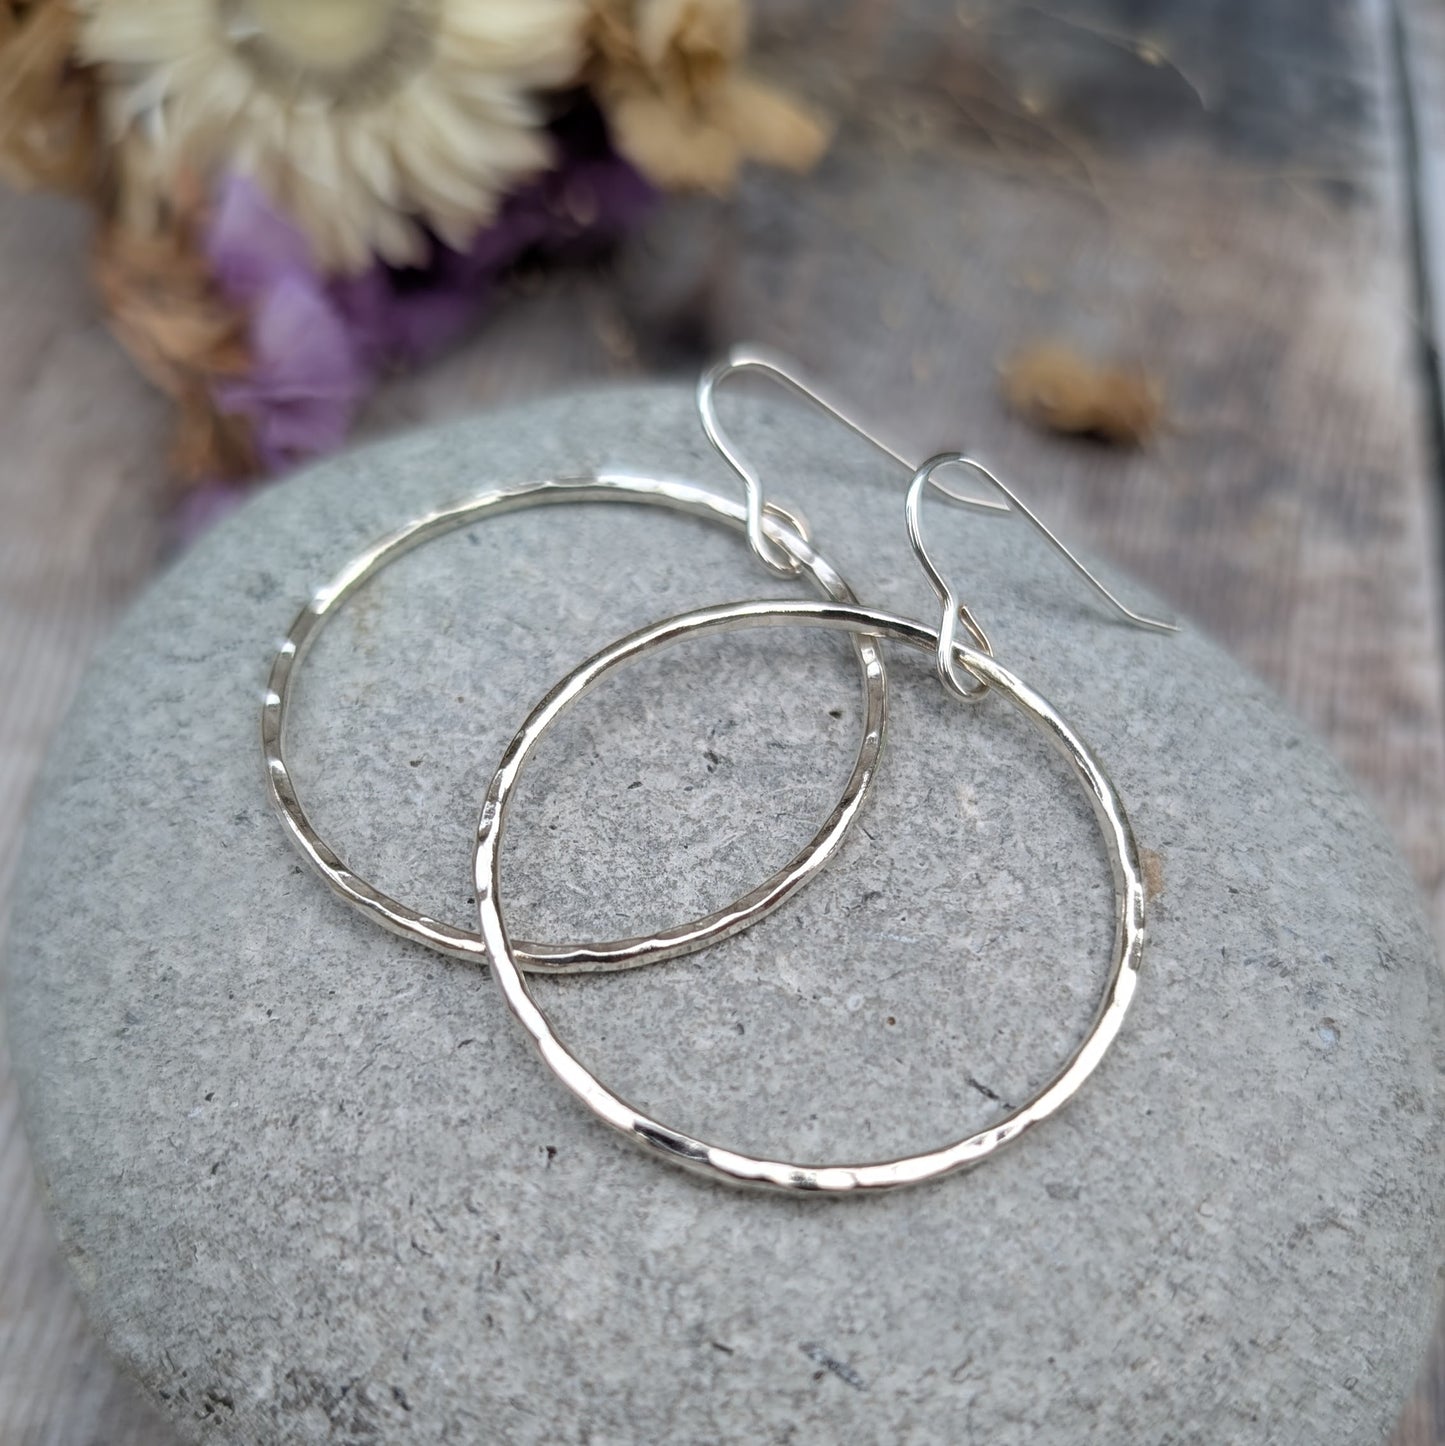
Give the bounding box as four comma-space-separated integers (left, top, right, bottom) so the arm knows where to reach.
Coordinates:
81, 0, 589, 270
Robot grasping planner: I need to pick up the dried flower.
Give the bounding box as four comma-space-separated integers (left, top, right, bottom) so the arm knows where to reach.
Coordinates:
999, 342, 1164, 447
204, 100, 652, 475
91, 206, 257, 479
79, 0, 590, 272
588, 0, 828, 191
330, 99, 654, 368
0, 0, 98, 192
212, 269, 367, 474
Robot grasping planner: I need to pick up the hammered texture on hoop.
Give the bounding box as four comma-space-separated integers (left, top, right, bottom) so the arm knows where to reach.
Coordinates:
474, 599, 1145, 1193
263, 473, 889, 974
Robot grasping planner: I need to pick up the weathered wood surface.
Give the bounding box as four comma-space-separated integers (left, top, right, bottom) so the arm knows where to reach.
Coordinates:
1390, 2, 1445, 1436
0, 193, 171, 1444
2, 0, 1442, 1440
1403, 0, 1445, 487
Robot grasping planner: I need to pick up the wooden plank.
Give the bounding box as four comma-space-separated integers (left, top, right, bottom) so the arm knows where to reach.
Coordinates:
1390, 0, 1445, 1434
0, 190, 171, 1444
1400, 0, 1445, 478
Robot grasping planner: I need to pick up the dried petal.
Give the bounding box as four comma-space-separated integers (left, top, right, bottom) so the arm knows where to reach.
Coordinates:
91, 203, 258, 480
1000, 342, 1164, 447
723, 72, 829, 173
80, 0, 590, 273
587, 0, 827, 191
0, 0, 99, 193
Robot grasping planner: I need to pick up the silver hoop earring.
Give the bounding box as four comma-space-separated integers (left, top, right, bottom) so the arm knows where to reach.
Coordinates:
471, 443, 1176, 1191
263, 472, 889, 974
473, 598, 1144, 1193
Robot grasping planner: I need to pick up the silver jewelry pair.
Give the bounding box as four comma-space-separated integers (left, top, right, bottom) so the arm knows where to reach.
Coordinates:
263, 345, 1176, 1195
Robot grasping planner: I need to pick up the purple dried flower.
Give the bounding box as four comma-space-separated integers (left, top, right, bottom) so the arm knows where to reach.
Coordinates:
211, 268, 367, 474
331, 100, 656, 369
199, 98, 654, 485
207, 172, 315, 305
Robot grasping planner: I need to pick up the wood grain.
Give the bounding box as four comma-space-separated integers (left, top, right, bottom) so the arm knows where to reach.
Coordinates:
1401, 0, 1445, 474
0, 191, 172, 1446
1, 0, 1442, 1440
1394, 8, 1445, 1437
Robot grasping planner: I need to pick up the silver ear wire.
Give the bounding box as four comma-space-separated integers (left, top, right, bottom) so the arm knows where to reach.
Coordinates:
697, 343, 1010, 578
905, 458, 995, 703
907, 452, 1179, 703
698, 345, 1178, 702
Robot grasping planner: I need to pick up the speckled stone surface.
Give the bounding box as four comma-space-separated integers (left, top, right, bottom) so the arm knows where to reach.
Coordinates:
4, 385, 1444, 1445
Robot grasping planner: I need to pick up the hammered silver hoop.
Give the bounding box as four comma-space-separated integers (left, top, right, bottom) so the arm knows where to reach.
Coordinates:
264, 474, 889, 974
474, 598, 1145, 1193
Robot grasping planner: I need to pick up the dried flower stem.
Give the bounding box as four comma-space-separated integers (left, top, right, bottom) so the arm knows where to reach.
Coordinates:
587, 0, 829, 191
0, 0, 98, 192
91, 209, 258, 480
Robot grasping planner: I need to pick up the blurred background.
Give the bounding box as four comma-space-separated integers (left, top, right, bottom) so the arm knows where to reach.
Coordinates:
2, 0, 1444, 1439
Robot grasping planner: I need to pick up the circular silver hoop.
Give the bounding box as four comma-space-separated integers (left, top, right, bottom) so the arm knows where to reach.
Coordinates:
264, 474, 888, 974
474, 599, 1145, 1192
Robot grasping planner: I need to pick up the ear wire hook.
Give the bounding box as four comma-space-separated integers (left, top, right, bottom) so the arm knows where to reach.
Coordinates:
698, 343, 1010, 578
907, 452, 1179, 703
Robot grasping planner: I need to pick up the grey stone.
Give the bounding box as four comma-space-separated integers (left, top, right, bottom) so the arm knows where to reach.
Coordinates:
4, 385, 1443, 1445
